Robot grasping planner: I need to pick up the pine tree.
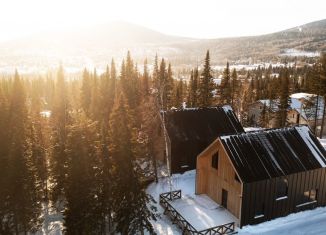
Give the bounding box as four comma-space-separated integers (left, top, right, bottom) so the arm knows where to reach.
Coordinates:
64, 115, 102, 234
98, 123, 114, 233
109, 59, 117, 116
318, 53, 326, 137
188, 68, 199, 107
198, 50, 214, 107
0, 81, 10, 234
174, 79, 184, 108
6, 71, 41, 233
220, 62, 231, 105
99, 65, 110, 122
153, 54, 159, 89
50, 65, 70, 204
81, 68, 91, 115
30, 88, 48, 201
276, 68, 291, 127
165, 63, 174, 109
109, 93, 156, 234
141, 58, 150, 97
259, 103, 268, 127
90, 68, 101, 119
231, 68, 239, 109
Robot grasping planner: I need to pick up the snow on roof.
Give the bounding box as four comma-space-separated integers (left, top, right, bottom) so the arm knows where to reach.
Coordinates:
290, 92, 316, 99
213, 78, 222, 86
220, 126, 326, 183
244, 127, 264, 132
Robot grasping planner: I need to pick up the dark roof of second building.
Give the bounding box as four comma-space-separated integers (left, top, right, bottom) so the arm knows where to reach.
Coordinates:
164, 106, 244, 142
220, 126, 326, 183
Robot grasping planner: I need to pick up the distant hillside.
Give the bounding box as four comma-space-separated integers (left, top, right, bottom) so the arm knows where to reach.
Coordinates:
0, 19, 325, 71
174, 19, 326, 64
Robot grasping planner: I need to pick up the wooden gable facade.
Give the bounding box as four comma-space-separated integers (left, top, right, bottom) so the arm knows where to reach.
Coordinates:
196, 138, 242, 220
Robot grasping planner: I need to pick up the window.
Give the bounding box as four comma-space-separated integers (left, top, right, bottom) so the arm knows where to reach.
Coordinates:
254, 203, 264, 219
276, 178, 288, 199
211, 152, 219, 169
310, 189, 317, 201
297, 189, 318, 206
303, 189, 317, 202
235, 173, 240, 182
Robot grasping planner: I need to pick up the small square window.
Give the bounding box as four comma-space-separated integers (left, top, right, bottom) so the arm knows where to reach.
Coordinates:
211, 152, 219, 169
298, 189, 318, 206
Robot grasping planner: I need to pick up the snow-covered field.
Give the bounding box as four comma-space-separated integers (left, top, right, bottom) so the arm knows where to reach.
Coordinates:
148, 137, 326, 234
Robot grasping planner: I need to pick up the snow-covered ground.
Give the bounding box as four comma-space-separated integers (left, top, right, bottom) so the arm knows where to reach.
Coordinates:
146, 170, 195, 235
238, 207, 326, 235
169, 194, 238, 231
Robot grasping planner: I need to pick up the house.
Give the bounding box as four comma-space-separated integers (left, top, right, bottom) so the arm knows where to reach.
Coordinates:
153, 106, 244, 174
248, 93, 326, 136
196, 125, 326, 227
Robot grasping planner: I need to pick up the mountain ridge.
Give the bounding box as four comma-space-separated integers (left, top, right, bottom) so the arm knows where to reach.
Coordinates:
0, 19, 325, 70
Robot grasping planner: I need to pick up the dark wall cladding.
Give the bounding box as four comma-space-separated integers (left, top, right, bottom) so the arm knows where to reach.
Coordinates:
240, 168, 326, 227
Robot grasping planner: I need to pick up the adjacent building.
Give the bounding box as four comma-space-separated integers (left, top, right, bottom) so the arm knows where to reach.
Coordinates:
153, 106, 244, 174
248, 93, 326, 136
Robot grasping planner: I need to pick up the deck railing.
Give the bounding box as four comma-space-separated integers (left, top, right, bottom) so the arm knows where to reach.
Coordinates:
159, 190, 237, 235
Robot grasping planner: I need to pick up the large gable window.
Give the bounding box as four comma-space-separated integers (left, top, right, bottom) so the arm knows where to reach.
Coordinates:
211, 152, 219, 169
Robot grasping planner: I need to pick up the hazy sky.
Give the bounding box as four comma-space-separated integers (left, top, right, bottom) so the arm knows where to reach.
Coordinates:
0, 0, 325, 41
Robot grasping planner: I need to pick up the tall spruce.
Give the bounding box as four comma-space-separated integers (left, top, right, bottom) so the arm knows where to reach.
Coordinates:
276, 68, 291, 127
109, 93, 156, 234
81, 68, 91, 115
6, 71, 41, 233
220, 62, 231, 105
50, 65, 69, 204
198, 50, 214, 107
64, 115, 102, 234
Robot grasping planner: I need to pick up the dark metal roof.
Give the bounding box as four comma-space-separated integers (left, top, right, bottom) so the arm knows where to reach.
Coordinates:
164, 106, 244, 141
220, 126, 326, 183
163, 106, 244, 173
